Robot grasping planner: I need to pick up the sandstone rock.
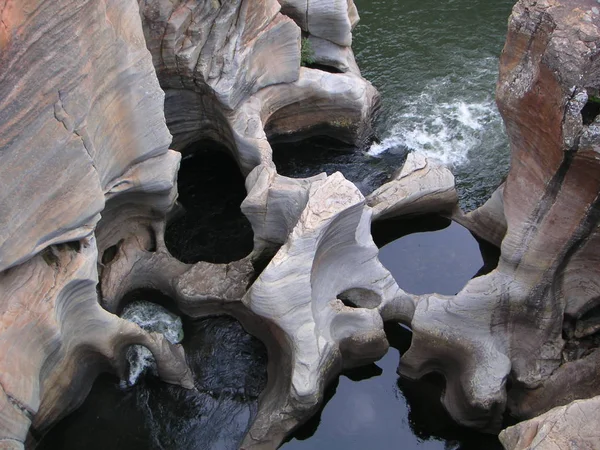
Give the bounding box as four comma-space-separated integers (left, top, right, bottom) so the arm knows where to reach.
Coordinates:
453, 184, 507, 247
0, 0, 193, 444
97, 169, 412, 449
241, 165, 327, 255
0, 0, 173, 273
0, 238, 193, 448
232, 67, 379, 174
139, 0, 301, 111
500, 396, 600, 450
139, 0, 378, 176
367, 152, 458, 222
307, 35, 361, 74
278, 0, 359, 44
240, 173, 402, 447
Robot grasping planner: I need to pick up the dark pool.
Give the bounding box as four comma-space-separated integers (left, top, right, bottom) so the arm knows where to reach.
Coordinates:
164, 140, 254, 264
282, 219, 502, 449
38, 315, 267, 450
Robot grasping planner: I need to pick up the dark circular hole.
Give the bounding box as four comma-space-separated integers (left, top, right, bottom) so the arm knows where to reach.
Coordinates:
164, 140, 254, 264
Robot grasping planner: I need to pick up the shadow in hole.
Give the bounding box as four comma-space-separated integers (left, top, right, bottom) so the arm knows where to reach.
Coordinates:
165, 140, 254, 264
371, 214, 452, 248
38, 289, 268, 450
582, 98, 600, 126
271, 135, 401, 195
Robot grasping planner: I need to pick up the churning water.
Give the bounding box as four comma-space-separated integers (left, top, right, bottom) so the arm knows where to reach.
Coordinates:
121, 301, 185, 387
354, 0, 514, 210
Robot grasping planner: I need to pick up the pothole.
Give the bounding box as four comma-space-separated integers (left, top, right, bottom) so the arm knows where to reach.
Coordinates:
373, 216, 497, 296
164, 140, 254, 264
37, 292, 268, 450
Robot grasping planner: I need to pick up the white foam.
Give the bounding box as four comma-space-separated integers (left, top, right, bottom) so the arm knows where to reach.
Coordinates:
120, 300, 185, 387
368, 69, 503, 168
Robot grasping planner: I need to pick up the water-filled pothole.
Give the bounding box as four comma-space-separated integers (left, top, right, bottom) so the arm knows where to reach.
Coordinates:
374, 217, 498, 295
283, 321, 504, 450
164, 140, 254, 264
38, 290, 268, 450
271, 136, 399, 195
283, 217, 502, 449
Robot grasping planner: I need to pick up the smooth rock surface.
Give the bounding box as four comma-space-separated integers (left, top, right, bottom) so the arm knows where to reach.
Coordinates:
0, 0, 193, 445
139, 0, 378, 176
367, 152, 458, 222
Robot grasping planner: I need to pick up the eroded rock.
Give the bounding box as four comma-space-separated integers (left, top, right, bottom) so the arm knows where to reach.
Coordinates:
366, 152, 458, 222
500, 396, 600, 450
0, 0, 193, 445
382, 0, 600, 434
138, 0, 378, 176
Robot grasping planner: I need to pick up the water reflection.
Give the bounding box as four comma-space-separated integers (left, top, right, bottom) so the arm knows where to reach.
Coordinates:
283, 220, 502, 449
377, 220, 485, 295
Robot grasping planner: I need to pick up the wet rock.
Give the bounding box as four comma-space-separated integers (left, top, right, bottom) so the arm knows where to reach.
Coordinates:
366, 152, 458, 221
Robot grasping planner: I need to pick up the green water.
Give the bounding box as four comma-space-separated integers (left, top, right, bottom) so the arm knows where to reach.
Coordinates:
354, 0, 515, 210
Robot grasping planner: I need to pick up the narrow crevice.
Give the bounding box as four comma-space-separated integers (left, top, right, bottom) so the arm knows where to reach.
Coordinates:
101, 241, 121, 265
338, 288, 381, 309
581, 97, 600, 125
305, 62, 343, 74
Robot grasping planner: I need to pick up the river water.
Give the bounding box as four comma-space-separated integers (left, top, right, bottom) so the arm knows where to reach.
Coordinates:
275, 0, 513, 211
355, 0, 514, 211
39, 1, 514, 448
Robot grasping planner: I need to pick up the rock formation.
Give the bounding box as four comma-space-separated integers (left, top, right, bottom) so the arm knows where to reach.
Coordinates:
0, 0, 392, 447
381, 0, 600, 442
2, 0, 600, 448
136, 0, 378, 174
0, 0, 194, 447
500, 395, 600, 449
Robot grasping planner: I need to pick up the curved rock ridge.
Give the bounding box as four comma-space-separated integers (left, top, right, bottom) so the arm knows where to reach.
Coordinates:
381, 0, 600, 437
7, 0, 600, 448
0, 0, 401, 446
0, 0, 175, 273
278, 0, 361, 73
366, 152, 458, 221
137, 0, 379, 175
0, 237, 193, 450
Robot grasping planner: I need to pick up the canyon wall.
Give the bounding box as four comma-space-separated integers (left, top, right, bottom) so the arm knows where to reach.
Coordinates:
1, 0, 600, 448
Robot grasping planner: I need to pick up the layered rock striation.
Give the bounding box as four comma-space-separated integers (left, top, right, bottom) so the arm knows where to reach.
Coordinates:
0, 0, 389, 448
137, 0, 379, 174
0, 0, 195, 447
